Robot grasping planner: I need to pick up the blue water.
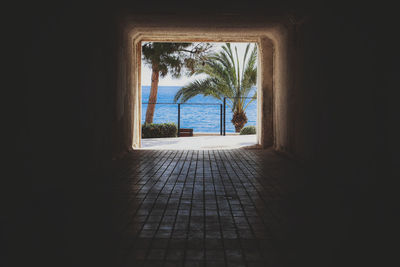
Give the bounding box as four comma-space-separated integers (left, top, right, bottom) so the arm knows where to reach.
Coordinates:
142, 86, 257, 133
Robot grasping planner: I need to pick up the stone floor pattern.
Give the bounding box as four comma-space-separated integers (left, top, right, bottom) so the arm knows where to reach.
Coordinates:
112, 149, 298, 267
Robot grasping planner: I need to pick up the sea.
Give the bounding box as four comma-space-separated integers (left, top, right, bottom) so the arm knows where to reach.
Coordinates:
142, 86, 257, 133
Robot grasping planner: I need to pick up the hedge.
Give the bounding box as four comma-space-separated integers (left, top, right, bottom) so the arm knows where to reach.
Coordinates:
142, 122, 178, 138
240, 125, 256, 135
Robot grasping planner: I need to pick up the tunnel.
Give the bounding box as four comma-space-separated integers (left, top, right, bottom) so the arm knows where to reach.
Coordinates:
6, 1, 394, 267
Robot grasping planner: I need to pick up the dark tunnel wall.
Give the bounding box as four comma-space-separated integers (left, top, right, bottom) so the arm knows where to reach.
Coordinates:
5, 1, 395, 266
282, 7, 394, 266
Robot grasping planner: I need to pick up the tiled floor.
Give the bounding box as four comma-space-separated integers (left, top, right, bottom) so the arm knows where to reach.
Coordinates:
112, 149, 300, 267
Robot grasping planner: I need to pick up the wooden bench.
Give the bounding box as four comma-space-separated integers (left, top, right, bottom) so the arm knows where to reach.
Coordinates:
179, 128, 193, 137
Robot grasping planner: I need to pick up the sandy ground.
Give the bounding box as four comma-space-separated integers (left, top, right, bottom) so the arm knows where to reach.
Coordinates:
140, 135, 257, 150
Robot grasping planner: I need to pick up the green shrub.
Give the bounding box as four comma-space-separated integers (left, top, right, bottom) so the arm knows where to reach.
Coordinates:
240, 125, 256, 135
142, 122, 178, 138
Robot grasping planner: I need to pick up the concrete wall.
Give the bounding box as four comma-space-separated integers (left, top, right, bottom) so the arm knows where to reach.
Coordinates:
257, 36, 274, 148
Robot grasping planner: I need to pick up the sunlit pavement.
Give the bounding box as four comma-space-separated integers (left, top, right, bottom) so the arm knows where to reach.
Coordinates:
140, 135, 257, 150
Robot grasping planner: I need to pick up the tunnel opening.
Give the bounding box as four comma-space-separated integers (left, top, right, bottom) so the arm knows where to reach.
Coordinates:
113, 14, 293, 159
139, 41, 259, 150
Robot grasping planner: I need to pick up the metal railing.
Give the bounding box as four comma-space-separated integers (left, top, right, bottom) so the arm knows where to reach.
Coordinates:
143, 96, 256, 137
143, 102, 223, 137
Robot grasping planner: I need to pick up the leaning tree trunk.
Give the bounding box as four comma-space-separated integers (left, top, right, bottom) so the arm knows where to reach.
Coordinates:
145, 64, 160, 124
231, 110, 248, 132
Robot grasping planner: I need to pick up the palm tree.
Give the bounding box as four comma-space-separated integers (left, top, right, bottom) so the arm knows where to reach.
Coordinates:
173, 43, 257, 132
142, 42, 211, 123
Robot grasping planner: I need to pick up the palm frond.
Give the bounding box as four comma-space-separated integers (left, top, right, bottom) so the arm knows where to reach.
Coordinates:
174, 78, 226, 103
243, 91, 257, 111
235, 46, 241, 94
174, 42, 258, 115
241, 43, 251, 85
241, 45, 258, 93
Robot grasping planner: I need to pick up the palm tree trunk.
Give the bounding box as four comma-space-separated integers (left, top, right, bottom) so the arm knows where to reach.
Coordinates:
145, 64, 159, 123
232, 110, 248, 132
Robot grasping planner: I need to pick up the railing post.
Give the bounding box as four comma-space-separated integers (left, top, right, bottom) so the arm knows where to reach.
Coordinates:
220, 104, 223, 135
178, 103, 181, 137
223, 98, 226, 136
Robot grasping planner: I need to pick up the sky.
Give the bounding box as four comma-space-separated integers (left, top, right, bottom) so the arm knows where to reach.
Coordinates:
141, 42, 257, 86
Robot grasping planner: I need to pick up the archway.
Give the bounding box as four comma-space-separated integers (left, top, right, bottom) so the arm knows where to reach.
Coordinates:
113, 15, 292, 157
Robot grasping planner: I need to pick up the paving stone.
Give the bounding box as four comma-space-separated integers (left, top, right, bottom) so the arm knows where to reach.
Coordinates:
113, 149, 297, 267
186, 249, 205, 260
205, 249, 225, 260
166, 248, 185, 261
184, 260, 205, 267
205, 261, 225, 267
147, 248, 166, 260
